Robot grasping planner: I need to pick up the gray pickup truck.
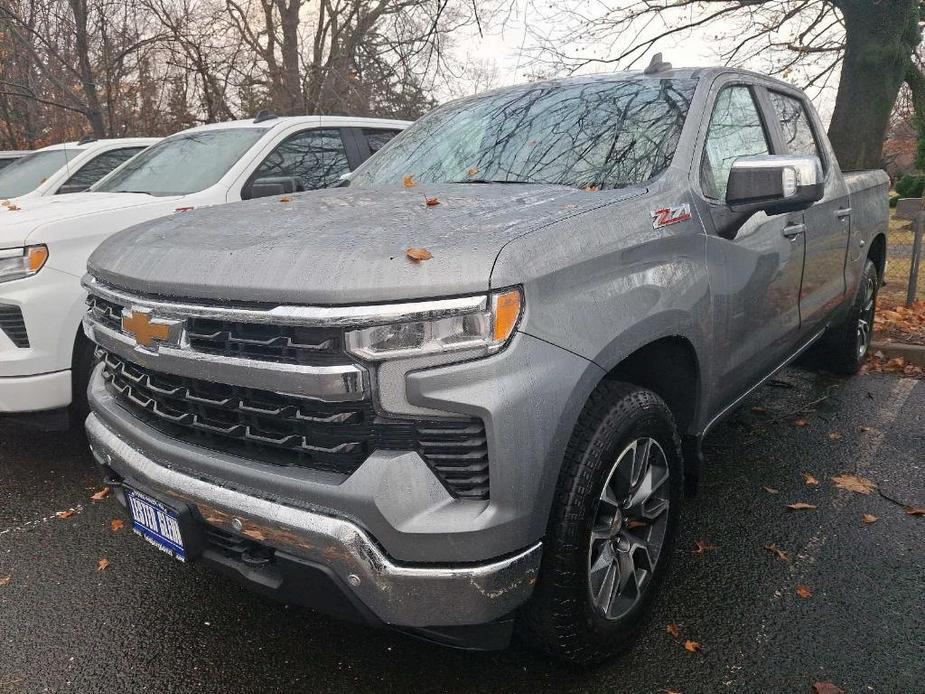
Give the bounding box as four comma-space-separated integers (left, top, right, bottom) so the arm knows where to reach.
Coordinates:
81, 62, 888, 664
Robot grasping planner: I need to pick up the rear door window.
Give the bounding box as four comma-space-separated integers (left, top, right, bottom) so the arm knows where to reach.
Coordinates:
769, 91, 822, 162
363, 129, 401, 154
700, 85, 771, 200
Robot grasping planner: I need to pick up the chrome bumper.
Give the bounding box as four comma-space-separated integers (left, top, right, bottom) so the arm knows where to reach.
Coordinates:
85, 413, 541, 628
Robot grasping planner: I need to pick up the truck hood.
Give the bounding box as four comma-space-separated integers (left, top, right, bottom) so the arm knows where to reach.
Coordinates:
88, 184, 642, 304
0, 192, 177, 246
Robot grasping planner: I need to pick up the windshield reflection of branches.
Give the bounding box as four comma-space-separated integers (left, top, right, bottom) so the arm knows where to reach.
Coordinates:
353, 78, 696, 190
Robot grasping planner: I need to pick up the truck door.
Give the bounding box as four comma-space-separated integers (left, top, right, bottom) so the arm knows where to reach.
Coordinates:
766, 90, 850, 335
694, 83, 806, 413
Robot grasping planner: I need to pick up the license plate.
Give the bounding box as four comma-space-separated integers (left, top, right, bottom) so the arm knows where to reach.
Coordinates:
125, 487, 186, 562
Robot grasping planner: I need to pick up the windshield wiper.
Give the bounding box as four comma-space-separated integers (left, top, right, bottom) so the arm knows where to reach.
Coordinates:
456, 179, 535, 185
112, 190, 155, 195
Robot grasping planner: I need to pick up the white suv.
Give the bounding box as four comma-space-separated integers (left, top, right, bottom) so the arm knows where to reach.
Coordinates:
0, 138, 158, 200
0, 115, 410, 426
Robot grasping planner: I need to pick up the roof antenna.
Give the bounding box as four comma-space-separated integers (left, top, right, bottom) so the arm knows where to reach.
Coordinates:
644, 53, 672, 75
253, 110, 279, 124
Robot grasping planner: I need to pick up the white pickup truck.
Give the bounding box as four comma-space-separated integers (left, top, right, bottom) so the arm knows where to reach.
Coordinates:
0, 138, 158, 200
0, 114, 409, 426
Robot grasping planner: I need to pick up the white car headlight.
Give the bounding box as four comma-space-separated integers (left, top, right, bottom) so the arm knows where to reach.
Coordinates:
345, 288, 523, 361
0, 245, 48, 283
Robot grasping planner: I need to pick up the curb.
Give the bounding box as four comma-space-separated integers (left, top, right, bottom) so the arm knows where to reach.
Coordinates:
871, 340, 925, 367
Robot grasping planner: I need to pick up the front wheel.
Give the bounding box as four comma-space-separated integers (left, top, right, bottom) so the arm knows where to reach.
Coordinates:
822, 258, 879, 375
521, 382, 683, 665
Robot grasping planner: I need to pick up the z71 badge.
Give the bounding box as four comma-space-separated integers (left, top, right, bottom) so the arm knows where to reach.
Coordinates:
651, 204, 693, 229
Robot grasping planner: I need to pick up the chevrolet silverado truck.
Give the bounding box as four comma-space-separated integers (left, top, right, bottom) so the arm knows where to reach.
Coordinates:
0, 115, 408, 427
0, 137, 158, 200
82, 63, 888, 664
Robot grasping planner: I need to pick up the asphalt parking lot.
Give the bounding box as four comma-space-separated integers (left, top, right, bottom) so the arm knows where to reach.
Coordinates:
1, 367, 923, 693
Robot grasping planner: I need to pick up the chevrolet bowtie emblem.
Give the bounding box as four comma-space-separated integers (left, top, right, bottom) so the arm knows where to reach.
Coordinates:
121, 308, 181, 351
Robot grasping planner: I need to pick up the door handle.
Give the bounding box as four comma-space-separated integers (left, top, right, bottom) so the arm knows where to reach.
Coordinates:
782, 223, 805, 239
835, 207, 852, 219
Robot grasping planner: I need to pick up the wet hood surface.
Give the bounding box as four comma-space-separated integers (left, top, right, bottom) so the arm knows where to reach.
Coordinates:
89, 184, 639, 304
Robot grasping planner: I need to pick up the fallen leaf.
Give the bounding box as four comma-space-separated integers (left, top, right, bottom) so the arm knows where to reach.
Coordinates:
827, 431, 842, 441
802, 473, 820, 487
406, 247, 433, 262
682, 640, 701, 653
762, 485, 780, 494
786, 502, 817, 511
813, 682, 845, 694
750, 406, 768, 413
831, 473, 877, 495
858, 425, 872, 433
424, 196, 440, 207
111, 519, 125, 532
862, 514, 878, 524
6, 204, 21, 211
906, 507, 925, 517
793, 419, 809, 428
0, 575, 10, 586
796, 585, 812, 599
97, 558, 110, 572
402, 174, 416, 188
626, 519, 648, 529
692, 539, 717, 555
583, 184, 600, 192
466, 166, 480, 177
56, 510, 75, 519
666, 623, 681, 638
279, 196, 292, 203
90, 487, 111, 501
762, 543, 790, 562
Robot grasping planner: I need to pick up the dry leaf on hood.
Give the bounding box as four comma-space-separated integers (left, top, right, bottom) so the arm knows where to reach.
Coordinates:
583, 184, 600, 192
786, 502, 817, 511
793, 419, 810, 428
279, 196, 292, 203
831, 473, 876, 495
692, 539, 717, 555
796, 585, 813, 599
762, 543, 790, 562
0, 575, 10, 586
813, 683, 845, 694
466, 166, 480, 177
57, 510, 75, 519
406, 248, 433, 262
682, 640, 701, 653
5, 204, 21, 211
424, 196, 441, 207
862, 514, 878, 524
665, 623, 681, 638
97, 558, 110, 572
802, 473, 820, 487
762, 485, 779, 494
90, 487, 111, 501
402, 174, 416, 188
906, 507, 925, 517
111, 519, 125, 532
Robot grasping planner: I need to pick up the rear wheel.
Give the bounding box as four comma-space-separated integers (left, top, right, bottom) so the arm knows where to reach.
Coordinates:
522, 382, 683, 665
822, 258, 879, 375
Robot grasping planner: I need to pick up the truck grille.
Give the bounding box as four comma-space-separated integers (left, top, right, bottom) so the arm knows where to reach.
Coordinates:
0, 304, 28, 348
99, 350, 490, 499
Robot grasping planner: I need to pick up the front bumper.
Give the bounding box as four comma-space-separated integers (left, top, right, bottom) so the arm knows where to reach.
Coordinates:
0, 369, 71, 413
86, 412, 542, 634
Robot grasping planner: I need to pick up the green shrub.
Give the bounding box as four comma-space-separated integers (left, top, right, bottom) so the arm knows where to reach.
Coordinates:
895, 174, 925, 199
889, 191, 900, 208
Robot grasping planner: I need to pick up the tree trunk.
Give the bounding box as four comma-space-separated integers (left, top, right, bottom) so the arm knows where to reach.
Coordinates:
67, 0, 107, 138
827, 0, 921, 171
275, 0, 304, 115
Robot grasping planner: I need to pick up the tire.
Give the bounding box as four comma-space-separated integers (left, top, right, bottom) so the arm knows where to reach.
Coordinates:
521, 381, 683, 665
821, 258, 879, 375
70, 332, 95, 427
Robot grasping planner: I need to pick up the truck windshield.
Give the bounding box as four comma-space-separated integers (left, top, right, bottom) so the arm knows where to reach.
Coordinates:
0, 149, 79, 198
350, 77, 698, 190
93, 128, 265, 196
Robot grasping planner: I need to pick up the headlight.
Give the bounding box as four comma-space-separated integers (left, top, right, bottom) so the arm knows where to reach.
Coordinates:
345, 288, 523, 361
0, 245, 48, 283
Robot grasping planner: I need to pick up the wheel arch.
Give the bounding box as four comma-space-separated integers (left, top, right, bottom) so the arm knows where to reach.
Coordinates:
867, 232, 887, 282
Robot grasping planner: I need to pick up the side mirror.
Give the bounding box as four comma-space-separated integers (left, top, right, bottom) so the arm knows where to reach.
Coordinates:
726, 155, 824, 215
57, 183, 90, 195
246, 176, 305, 200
